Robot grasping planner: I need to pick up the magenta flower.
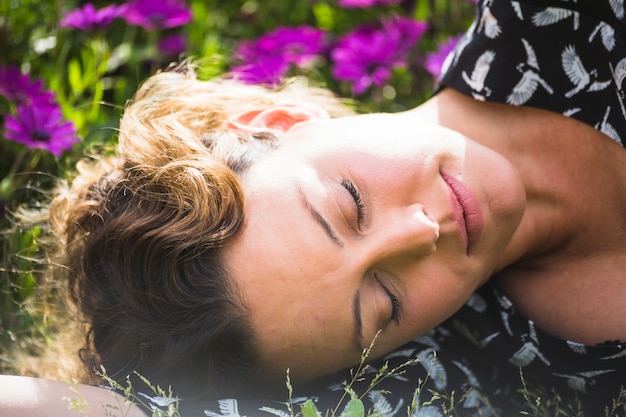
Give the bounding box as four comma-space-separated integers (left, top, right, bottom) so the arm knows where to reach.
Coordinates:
331, 17, 428, 95
60, 3, 125, 32
425, 34, 463, 79
158, 33, 188, 56
230, 55, 291, 86
230, 26, 328, 85
338, 0, 403, 7
4, 98, 79, 157
255, 26, 327, 66
122, 0, 192, 31
0, 66, 46, 105
383, 15, 429, 52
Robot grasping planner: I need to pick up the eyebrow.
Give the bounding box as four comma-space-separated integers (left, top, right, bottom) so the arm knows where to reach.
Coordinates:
353, 290, 364, 351
297, 186, 344, 247
297, 186, 363, 350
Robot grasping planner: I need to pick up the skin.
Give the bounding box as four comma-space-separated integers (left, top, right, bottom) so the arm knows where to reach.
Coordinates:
222, 101, 527, 379
427, 90, 626, 347
0, 375, 147, 417
223, 88, 626, 381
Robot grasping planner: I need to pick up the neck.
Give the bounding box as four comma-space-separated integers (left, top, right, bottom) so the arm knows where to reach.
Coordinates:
409, 88, 626, 272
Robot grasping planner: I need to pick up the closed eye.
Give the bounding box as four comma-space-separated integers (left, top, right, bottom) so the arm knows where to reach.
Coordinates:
341, 179, 365, 229
375, 276, 402, 325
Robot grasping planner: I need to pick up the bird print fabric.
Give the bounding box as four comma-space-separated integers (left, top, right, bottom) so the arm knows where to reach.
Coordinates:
438, 0, 626, 145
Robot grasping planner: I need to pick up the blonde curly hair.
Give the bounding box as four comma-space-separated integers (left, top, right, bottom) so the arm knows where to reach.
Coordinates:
29, 63, 354, 397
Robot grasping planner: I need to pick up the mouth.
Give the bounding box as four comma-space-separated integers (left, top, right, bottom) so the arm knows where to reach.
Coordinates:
441, 172, 484, 254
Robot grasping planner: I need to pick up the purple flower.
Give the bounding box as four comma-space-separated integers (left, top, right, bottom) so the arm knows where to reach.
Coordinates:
338, 0, 403, 7
230, 55, 291, 86
230, 26, 328, 85
60, 3, 125, 32
331, 17, 428, 95
425, 34, 463, 79
382, 15, 429, 52
0, 66, 46, 104
4, 98, 79, 157
158, 33, 188, 56
122, 0, 192, 31
257, 26, 327, 66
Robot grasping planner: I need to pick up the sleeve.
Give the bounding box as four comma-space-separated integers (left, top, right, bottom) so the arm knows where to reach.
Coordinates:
437, 0, 626, 147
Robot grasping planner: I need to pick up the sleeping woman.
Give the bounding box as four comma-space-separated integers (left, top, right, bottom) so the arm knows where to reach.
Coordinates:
1, 0, 625, 416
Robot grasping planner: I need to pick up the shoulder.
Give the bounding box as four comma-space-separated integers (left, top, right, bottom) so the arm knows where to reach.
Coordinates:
0, 375, 148, 417
496, 248, 626, 347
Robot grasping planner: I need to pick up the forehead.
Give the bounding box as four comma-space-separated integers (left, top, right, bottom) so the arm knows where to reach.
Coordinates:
284, 113, 392, 147
278, 113, 464, 164
221, 157, 362, 378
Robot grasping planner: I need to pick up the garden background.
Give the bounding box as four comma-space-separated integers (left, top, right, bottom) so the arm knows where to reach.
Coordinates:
0, 0, 474, 395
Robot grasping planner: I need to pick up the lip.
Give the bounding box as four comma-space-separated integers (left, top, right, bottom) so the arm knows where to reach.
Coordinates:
441, 172, 484, 254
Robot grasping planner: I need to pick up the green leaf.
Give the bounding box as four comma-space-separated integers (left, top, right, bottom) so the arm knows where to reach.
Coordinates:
312, 2, 335, 31
343, 398, 364, 417
16, 272, 36, 300
88, 80, 104, 123
301, 399, 318, 417
68, 58, 84, 96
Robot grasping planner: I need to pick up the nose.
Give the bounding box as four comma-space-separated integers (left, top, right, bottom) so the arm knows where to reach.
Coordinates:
369, 204, 440, 261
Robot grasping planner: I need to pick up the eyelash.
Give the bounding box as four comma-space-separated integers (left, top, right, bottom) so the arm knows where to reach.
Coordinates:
375, 276, 402, 325
341, 179, 365, 228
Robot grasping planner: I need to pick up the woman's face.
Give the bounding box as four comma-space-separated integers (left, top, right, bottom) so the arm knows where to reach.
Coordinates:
222, 112, 526, 380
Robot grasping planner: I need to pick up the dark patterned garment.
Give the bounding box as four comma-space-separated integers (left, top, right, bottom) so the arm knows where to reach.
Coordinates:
438, 0, 626, 144
135, 0, 626, 416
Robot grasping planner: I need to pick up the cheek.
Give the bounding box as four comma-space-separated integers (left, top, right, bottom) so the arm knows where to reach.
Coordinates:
351, 158, 421, 193
299, 281, 355, 336
402, 269, 475, 331
468, 142, 526, 224
361, 280, 390, 339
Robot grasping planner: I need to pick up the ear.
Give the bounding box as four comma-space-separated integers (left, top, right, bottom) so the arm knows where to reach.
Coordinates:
227, 103, 329, 135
